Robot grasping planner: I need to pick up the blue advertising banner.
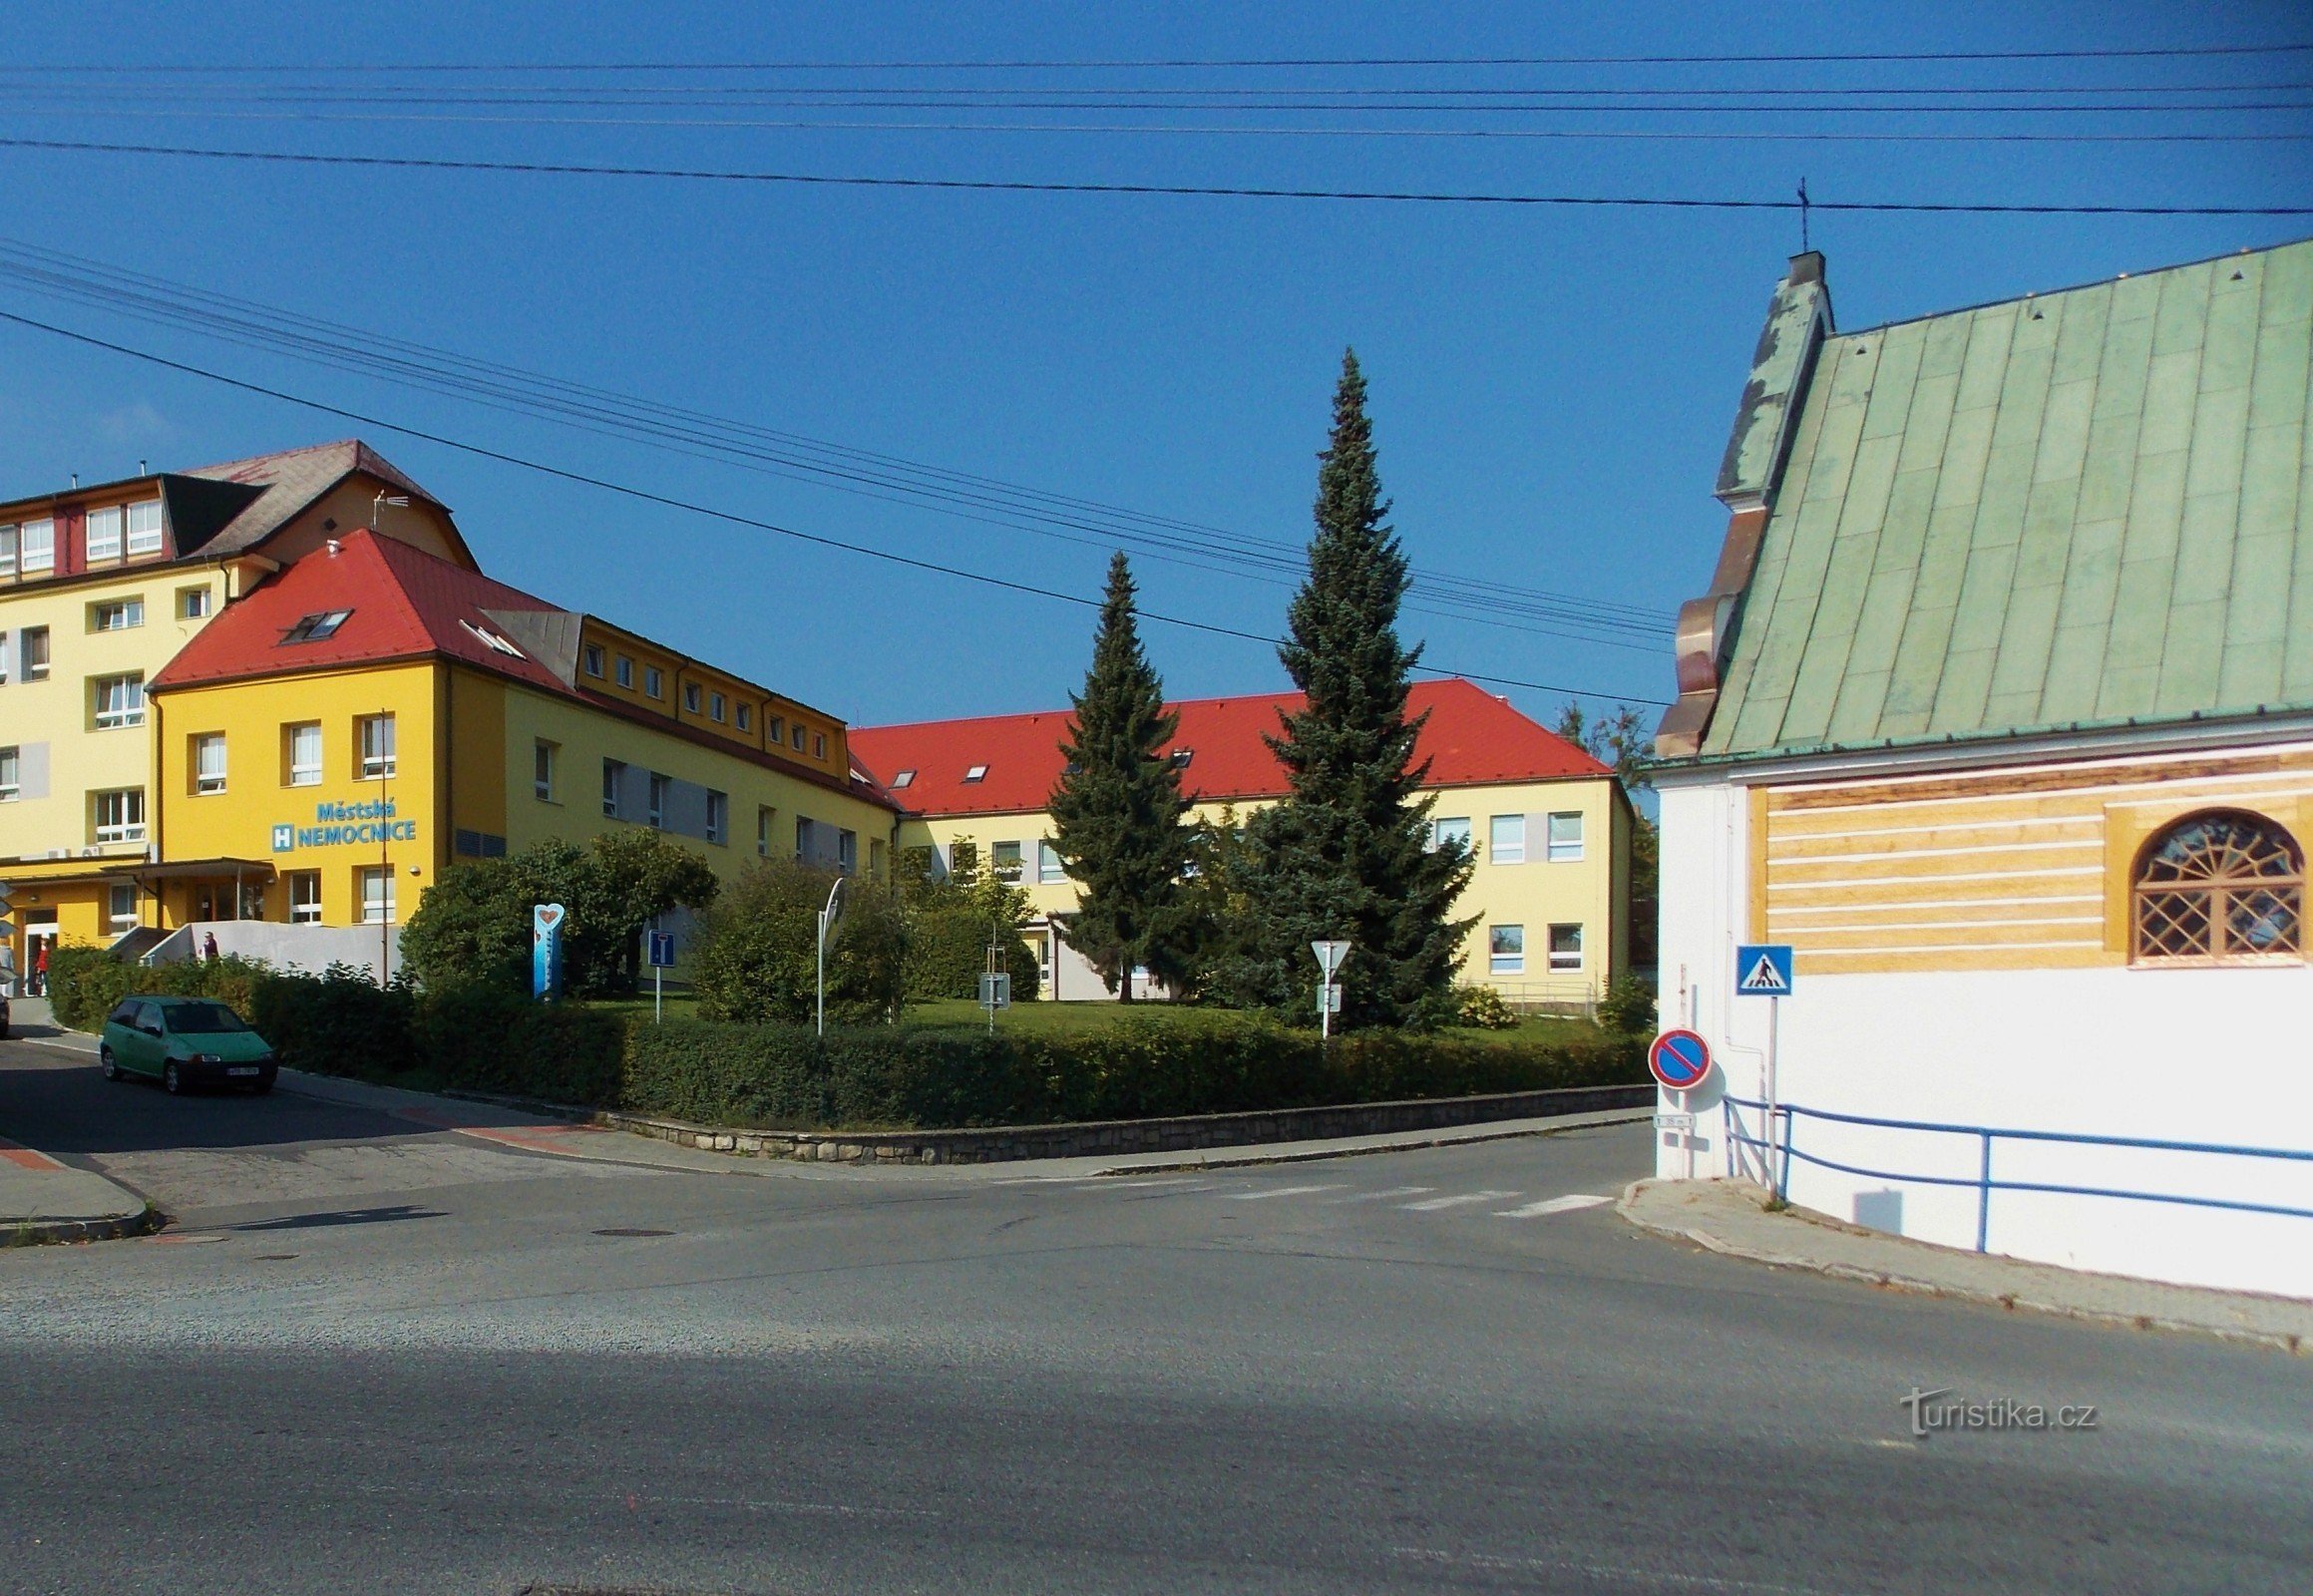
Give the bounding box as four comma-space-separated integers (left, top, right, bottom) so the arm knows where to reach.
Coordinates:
533, 903, 567, 1000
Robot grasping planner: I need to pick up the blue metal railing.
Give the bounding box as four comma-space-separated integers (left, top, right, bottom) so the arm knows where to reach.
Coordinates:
1722, 1094, 2313, 1253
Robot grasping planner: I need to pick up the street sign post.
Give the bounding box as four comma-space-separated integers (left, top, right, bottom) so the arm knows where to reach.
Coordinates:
1735, 944, 1795, 1194
1648, 1027, 1714, 1180
646, 928, 676, 1024
531, 904, 566, 1001
1310, 941, 1350, 1043
816, 877, 847, 1037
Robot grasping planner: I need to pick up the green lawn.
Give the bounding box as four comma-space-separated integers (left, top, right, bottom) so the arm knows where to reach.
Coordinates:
582, 993, 1605, 1046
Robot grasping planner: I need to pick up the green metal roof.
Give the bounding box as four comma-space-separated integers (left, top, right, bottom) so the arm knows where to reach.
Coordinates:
1702, 238, 2313, 760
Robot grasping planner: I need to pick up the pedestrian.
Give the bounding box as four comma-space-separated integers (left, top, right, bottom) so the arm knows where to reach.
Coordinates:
33, 942, 49, 997
202, 930, 219, 963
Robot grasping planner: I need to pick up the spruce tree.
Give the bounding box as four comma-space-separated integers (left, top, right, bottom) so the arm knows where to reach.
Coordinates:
1234, 351, 1474, 1028
1048, 552, 1194, 998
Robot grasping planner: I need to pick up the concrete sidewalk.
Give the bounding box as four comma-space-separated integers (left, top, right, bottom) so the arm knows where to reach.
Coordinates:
1621, 1177, 2313, 1356
3, 998, 158, 1240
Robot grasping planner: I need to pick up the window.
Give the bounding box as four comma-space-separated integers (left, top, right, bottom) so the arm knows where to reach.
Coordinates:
615, 655, 633, 688
1169, 748, 1193, 769
460, 619, 524, 658
0, 522, 15, 577
109, 884, 139, 934
20, 519, 54, 574
287, 722, 322, 786
282, 609, 352, 644
287, 871, 322, 925
644, 666, 664, 699
791, 723, 806, 751
1430, 816, 1471, 855
1490, 813, 1527, 865
193, 733, 227, 794
990, 841, 1023, 881
582, 643, 604, 677
891, 769, 916, 790
709, 691, 725, 723
93, 673, 145, 729
1548, 924, 1585, 972
1547, 812, 1585, 863
534, 740, 557, 801
795, 815, 817, 861
93, 788, 145, 844
757, 805, 775, 857
1489, 925, 1524, 976
2133, 810, 2303, 964
602, 758, 625, 817
0, 745, 17, 802
357, 713, 396, 779
767, 716, 785, 746
838, 829, 858, 875
647, 772, 669, 829
92, 598, 144, 631
358, 865, 396, 925
22, 625, 50, 680
813, 733, 827, 759
964, 764, 988, 784
86, 505, 124, 562
735, 703, 750, 732
1038, 840, 1066, 885
684, 682, 701, 713
126, 500, 164, 556
178, 587, 210, 619
706, 790, 727, 845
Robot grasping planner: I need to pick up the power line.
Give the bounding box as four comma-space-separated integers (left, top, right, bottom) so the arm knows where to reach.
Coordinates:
0, 236, 1669, 646
0, 306, 1671, 707
6, 136, 2308, 214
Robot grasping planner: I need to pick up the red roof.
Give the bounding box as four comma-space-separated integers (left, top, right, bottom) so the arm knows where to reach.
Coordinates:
850, 678, 1613, 817
150, 529, 569, 693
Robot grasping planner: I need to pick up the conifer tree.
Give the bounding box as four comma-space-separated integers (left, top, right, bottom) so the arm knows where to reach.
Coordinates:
1048, 552, 1194, 998
1230, 351, 1474, 1027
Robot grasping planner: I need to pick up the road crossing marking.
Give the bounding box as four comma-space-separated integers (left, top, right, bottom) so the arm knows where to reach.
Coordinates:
1226, 1183, 1348, 1201
1495, 1194, 1613, 1218
1401, 1190, 1519, 1211
1338, 1186, 1435, 1202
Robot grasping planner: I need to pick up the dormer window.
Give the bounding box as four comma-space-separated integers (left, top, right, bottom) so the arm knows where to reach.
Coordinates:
964, 764, 988, 783
890, 769, 916, 789
126, 500, 164, 556
85, 505, 124, 561
281, 609, 352, 643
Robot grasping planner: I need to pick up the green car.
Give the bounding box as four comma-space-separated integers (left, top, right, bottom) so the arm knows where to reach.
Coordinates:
100, 997, 279, 1095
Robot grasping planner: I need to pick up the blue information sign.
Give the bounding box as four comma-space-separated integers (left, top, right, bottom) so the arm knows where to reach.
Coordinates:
647, 930, 677, 969
1649, 1028, 1714, 1092
533, 903, 567, 999
1735, 944, 1795, 997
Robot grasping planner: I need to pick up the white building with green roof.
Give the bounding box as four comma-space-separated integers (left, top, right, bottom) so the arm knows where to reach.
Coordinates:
1650, 240, 2313, 1297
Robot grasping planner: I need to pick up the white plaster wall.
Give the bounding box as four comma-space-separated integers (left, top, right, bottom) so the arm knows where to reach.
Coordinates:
1653, 774, 2313, 1299
152, 920, 406, 982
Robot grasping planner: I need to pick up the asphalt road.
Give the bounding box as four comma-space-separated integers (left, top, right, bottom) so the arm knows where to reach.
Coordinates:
4, 1040, 2310, 1595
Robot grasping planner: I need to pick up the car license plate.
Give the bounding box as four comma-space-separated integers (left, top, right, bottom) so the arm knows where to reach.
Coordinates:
227, 1066, 260, 1077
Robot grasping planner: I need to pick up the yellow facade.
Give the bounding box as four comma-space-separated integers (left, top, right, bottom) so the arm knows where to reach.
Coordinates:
897, 774, 1630, 1002
1753, 742, 2313, 975
148, 657, 896, 936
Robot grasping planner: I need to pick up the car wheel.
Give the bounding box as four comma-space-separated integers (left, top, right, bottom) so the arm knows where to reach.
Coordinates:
101, 1045, 122, 1081
163, 1061, 185, 1095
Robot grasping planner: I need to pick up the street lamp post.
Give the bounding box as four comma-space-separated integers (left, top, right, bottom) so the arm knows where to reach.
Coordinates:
816, 876, 847, 1037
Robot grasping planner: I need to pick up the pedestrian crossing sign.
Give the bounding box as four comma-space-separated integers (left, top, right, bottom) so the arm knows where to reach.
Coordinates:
1735, 944, 1794, 996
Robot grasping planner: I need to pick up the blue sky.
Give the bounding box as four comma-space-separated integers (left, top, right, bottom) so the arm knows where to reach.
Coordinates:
4, 2, 2308, 732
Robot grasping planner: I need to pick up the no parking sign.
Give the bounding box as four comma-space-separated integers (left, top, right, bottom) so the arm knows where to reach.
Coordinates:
1648, 1028, 1714, 1093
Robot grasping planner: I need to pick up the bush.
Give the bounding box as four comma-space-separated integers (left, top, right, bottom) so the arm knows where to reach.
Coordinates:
45, 945, 276, 1032
902, 905, 1040, 1002
1598, 974, 1659, 1036
1453, 985, 1521, 1030
411, 984, 625, 1104
243, 963, 416, 1079
690, 860, 907, 1025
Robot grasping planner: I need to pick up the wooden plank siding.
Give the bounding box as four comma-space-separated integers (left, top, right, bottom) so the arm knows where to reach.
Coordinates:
1756, 741, 2313, 974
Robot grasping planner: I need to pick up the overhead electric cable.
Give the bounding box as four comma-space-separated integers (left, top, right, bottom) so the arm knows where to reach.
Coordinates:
4, 136, 2306, 214
0, 306, 1670, 707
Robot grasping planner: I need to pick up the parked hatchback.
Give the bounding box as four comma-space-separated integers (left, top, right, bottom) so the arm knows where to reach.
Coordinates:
101, 997, 278, 1095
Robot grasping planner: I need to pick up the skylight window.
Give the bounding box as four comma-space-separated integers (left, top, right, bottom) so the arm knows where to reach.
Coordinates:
460, 619, 526, 658
280, 609, 351, 644
963, 764, 988, 783
1169, 749, 1194, 769
890, 770, 916, 789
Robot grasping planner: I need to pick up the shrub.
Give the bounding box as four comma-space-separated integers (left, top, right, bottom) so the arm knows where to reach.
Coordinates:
690, 859, 906, 1025
1598, 974, 1659, 1036
44, 946, 276, 1032
1453, 985, 1522, 1030
243, 963, 416, 1078
411, 984, 624, 1104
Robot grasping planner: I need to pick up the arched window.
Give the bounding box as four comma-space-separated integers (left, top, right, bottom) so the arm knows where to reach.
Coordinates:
2132, 810, 2303, 964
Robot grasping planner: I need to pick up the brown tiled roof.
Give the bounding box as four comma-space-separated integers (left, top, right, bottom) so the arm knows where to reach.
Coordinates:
178, 439, 451, 559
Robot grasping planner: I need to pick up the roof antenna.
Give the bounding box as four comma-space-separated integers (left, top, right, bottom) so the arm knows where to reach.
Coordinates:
1797, 177, 1810, 254
370, 489, 410, 530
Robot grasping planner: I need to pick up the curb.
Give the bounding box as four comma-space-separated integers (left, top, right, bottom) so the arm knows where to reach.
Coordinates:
1616, 1179, 2309, 1358
6, 1204, 166, 1248
1086, 1111, 1654, 1174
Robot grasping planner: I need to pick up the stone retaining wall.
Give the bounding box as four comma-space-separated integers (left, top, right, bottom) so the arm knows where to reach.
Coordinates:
585, 1082, 1654, 1165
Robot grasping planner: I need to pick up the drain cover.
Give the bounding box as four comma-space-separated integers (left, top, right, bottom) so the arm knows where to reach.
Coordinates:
591, 1227, 673, 1238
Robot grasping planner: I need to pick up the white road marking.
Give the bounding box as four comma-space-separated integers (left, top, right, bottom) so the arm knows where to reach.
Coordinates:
1402, 1190, 1519, 1212
1225, 1183, 1348, 1201
1495, 1193, 1614, 1218
1338, 1186, 1435, 1202
1073, 1178, 1203, 1190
